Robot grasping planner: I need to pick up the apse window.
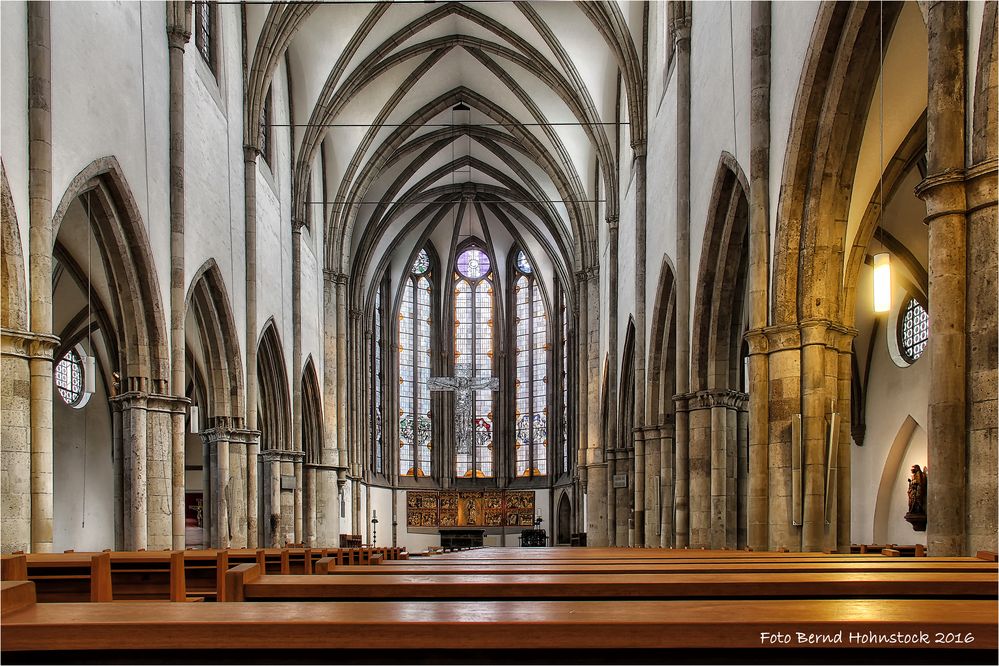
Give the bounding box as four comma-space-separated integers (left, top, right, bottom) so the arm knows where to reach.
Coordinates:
898, 296, 929, 363
54, 347, 87, 408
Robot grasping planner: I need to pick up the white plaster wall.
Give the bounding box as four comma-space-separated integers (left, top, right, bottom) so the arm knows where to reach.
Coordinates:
255, 59, 296, 389
184, 0, 248, 380
884, 425, 928, 546
1, 0, 30, 294
50, 1, 171, 314
52, 354, 114, 552
769, 0, 822, 277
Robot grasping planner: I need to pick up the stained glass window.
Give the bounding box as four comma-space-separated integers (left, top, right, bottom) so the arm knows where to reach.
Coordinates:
399, 253, 433, 477
454, 245, 495, 478
55, 347, 85, 407
194, 2, 216, 75
514, 253, 547, 477
371, 286, 384, 474
899, 297, 928, 363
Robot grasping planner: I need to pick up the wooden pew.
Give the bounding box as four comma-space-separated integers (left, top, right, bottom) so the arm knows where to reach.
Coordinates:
1, 552, 112, 603
3, 591, 995, 654
224, 563, 997, 602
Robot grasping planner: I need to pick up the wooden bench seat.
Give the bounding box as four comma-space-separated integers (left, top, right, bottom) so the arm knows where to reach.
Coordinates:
224, 563, 997, 602
322, 559, 999, 576
3, 581, 995, 653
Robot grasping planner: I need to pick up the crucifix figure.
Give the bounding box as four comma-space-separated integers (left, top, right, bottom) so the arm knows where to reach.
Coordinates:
429, 363, 499, 454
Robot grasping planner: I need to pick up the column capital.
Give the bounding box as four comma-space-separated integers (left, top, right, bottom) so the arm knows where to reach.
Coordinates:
606, 215, 619, 231
631, 143, 647, 159
165, 2, 192, 47
324, 269, 348, 285
0, 328, 59, 360
349, 308, 364, 321
677, 389, 748, 411
965, 158, 998, 213
914, 167, 968, 223
243, 145, 261, 162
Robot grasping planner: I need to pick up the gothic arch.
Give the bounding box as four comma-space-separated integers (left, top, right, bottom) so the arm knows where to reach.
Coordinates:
50, 156, 170, 392
647, 257, 677, 427
691, 153, 750, 393
185, 259, 245, 425
973, 0, 997, 163
257, 320, 292, 452
772, 2, 905, 324
301, 356, 323, 466
1, 164, 27, 330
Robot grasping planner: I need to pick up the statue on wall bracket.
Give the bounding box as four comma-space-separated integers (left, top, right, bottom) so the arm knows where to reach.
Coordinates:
904, 464, 927, 532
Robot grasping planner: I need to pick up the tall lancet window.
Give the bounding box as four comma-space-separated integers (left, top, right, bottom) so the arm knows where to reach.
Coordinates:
513, 251, 548, 477
399, 250, 433, 477
454, 245, 495, 478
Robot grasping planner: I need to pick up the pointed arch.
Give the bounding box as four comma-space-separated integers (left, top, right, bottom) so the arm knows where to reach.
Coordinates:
973, 0, 997, 163
648, 257, 677, 427
556, 491, 572, 545
772, 2, 904, 324
257, 320, 292, 452
51, 156, 170, 391
619, 317, 637, 451
1, 163, 27, 330
691, 154, 750, 393
186, 259, 245, 425
301, 356, 323, 465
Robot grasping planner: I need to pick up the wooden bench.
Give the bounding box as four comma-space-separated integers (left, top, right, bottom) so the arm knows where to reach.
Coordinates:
223, 562, 997, 602
2, 581, 995, 654
1, 553, 112, 603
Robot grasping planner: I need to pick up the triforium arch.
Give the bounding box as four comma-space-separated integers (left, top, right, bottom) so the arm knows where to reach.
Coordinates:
48, 156, 178, 551
686, 153, 750, 551
256, 319, 296, 546
185, 259, 250, 548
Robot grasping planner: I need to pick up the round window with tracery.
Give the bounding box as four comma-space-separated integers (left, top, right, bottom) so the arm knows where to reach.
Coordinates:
898, 296, 928, 363
54, 347, 85, 407
456, 247, 490, 280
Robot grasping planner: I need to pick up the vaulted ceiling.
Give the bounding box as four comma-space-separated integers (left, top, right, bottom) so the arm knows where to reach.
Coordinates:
243, 1, 646, 304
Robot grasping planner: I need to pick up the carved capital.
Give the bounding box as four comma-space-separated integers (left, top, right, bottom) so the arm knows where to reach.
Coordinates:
681, 389, 749, 411
1, 328, 60, 360
243, 145, 261, 163
914, 167, 968, 223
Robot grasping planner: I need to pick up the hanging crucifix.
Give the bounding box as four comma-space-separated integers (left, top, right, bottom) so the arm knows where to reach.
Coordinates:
428, 362, 499, 454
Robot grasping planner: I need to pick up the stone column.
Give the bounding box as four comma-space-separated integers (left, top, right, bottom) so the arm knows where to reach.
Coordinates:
229, 429, 254, 547
746, 0, 771, 552
27, 0, 54, 554
834, 330, 853, 554
1, 331, 57, 553
765, 324, 801, 550
291, 223, 303, 545
709, 399, 728, 549
633, 146, 648, 547
201, 426, 229, 547
243, 146, 260, 548
686, 395, 710, 548
915, 0, 967, 556
166, 2, 191, 551
673, 9, 693, 550
584, 268, 607, 545
303, 464, 316, 545
964, 160, 998, 555
115, 393, 149, 550
673, 395, 690, 548
632, 427, 645, 547
335, 274, 349, 478
322, 271, 342, 480
575, 275, 588, 534
659, 420, 675, 547
147, 395, 187, 549
606, 218, 619, 546
799, 320, 827, 552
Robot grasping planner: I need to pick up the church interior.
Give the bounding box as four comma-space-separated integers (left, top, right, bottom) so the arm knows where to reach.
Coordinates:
1, 0, 997, 661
